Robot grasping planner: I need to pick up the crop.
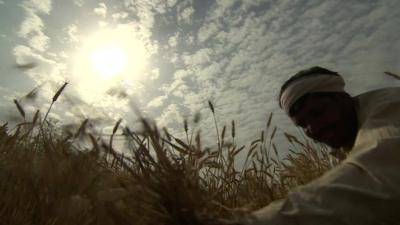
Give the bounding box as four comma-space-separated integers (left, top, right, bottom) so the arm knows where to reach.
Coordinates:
0, 83, 337, 225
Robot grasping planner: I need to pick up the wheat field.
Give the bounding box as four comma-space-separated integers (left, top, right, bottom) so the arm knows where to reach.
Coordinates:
0, 83, 338, 225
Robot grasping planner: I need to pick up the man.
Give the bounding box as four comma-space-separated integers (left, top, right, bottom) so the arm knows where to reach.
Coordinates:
240, 66, 400, 225
280, 67, 358, 160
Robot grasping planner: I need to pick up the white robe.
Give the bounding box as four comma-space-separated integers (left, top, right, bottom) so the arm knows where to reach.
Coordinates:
244, 87, 400, 225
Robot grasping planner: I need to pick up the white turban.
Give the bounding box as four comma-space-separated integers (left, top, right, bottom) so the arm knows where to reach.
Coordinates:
279, 74, 345, 115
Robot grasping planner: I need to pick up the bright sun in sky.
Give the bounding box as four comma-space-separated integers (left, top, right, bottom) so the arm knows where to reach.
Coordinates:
89, 46, 129, 78
72, 25, 150, 102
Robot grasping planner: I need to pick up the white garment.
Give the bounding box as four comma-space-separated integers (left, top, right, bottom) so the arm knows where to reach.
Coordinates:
244, 87, 400, 225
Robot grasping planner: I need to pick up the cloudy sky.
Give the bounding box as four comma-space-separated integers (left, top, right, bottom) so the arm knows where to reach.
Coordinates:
0, 0, 400, 154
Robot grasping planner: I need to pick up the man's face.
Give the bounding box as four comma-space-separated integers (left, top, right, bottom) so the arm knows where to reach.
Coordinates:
289, 93, 357, 149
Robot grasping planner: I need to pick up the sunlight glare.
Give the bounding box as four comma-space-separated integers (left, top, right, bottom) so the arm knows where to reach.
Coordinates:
72, 25, 150, 103
90, 46, 128, 78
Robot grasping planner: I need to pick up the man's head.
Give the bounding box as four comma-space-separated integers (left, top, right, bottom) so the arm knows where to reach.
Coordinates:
279, 66, 358, 149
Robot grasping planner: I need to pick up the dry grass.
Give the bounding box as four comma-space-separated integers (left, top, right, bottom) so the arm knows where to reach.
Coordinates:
0, 83, 339, 225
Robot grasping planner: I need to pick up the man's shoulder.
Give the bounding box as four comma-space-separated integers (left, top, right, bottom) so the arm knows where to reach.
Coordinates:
355, 87, 400, 101
350, 87, 400, 157
354, 87, 400, 114
354, 86, 400, 130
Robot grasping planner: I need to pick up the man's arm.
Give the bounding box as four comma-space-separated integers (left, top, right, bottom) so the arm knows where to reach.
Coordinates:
242, 137, 400, 225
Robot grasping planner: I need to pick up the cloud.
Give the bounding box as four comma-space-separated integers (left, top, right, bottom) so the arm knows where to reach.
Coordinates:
168, 33, 179, 47
27, 32, 49, 52
156, 104, 184, 128
112, 12, 129, 21
13, 45, 65, 83
167, 0, 177, 8
73, 0, 84, 7
94, 2, 107, 18
18, 10, 44, 38
0, 0, 4, 5
124, 0, 158, 29
178, 6, 194, 24
18, 0, 52, 52
21, 0, 52, 14
197, 22, 219, 43
183, 48, 212, 66
216, 0, 237, 9
147, 95, 168, 108
196, 61, 224, 82
149, 68, 160, 80
64, 24, 79, 43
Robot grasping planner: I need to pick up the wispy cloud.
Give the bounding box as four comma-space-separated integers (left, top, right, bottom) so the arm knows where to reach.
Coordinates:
73, 0, 83, 7
197, 22, 219, 43
168, 33, 179, 47
27, 33, 49, 52
147, 95, 168, 108
21, 0, 52, 14
178, 6, 194, 24
167, 0, 177, 8
157, 104, 184, 128
18, 0, 52, 52
13, 45, 65, 83
18, 10, 44, 38
64, 24, 79, 43
94, 2, 107, 18
112, 12, 129, 21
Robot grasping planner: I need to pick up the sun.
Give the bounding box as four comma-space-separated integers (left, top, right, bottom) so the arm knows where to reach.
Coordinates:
72, 25, 150, 103
89, 46, 128, 78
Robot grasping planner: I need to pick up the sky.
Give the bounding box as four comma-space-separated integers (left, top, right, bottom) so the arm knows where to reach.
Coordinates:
0, 0, 400, 156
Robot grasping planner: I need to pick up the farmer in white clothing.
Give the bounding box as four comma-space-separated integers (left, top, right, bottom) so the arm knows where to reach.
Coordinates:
239, 67, 400, 225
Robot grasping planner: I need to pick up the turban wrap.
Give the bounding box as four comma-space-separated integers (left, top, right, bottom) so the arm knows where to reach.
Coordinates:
279, 74, 345, 115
